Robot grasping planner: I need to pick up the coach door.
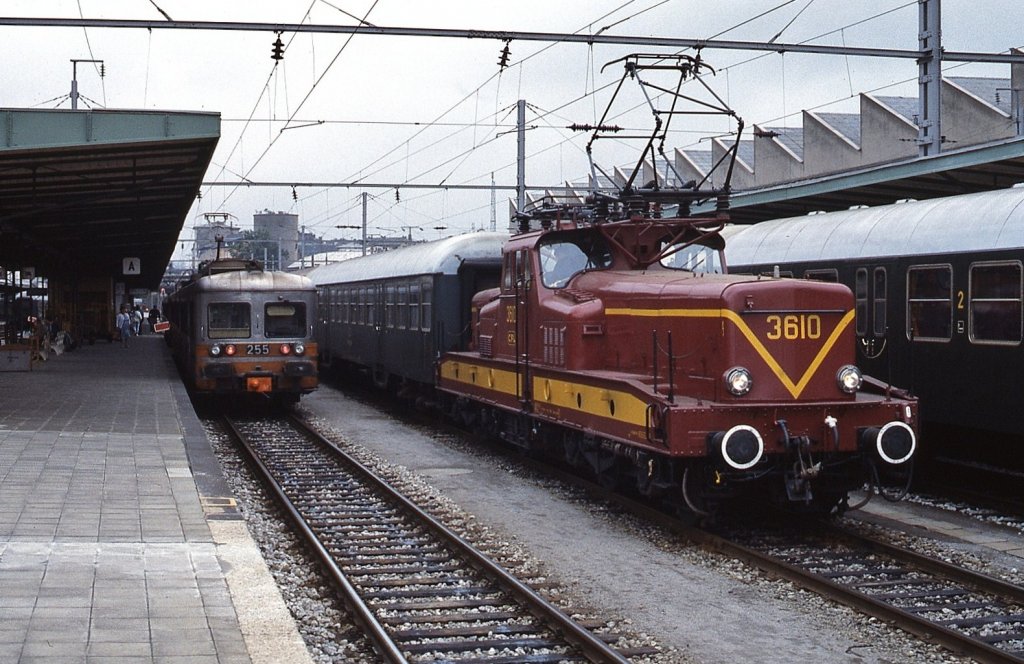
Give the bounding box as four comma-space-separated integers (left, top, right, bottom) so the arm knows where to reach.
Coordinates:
372, 283, 387, 385
855, 266, 888, 362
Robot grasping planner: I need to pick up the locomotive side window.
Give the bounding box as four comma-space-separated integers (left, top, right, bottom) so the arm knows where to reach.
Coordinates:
969, 261, 1022, 345
906, 265, 952, 342
855, 269, 868, 336
208, 302, 251, 339
873, 268, 887, 336
265, 303, 306, 337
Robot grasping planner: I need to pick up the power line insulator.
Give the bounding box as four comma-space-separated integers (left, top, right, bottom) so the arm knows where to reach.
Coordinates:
271, 34, 285, 61
497, 41, 511, 70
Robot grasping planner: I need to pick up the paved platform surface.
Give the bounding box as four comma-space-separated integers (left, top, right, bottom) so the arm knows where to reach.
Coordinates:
0, 335, 311, 664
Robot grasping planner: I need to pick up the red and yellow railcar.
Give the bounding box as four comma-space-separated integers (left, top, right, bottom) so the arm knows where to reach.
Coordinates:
164, 258, 318, 406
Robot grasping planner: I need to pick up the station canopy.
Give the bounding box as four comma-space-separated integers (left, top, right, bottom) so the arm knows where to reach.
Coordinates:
0, 108, 219, 290
718, 136, 1024, 224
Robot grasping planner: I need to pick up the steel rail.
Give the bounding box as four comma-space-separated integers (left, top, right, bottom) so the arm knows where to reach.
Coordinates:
466, 443, 1024, 664
3, 17, 1023, 64
695, 529, 1024, 664
285, 413, 633, 664
223, 416, 408, 664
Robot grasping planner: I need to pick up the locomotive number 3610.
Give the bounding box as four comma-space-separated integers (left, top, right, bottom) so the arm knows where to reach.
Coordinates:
765, 314, 821, 340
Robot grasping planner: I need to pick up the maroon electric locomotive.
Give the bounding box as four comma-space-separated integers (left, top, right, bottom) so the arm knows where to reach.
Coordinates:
435, 53, 917, 514
437, 208, 917, 514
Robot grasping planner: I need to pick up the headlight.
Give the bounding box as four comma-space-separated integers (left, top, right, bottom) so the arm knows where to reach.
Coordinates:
209, 344, 222, 357
293, 343, 305, 355
724, 367, 752, 396
837, 365, 862, 393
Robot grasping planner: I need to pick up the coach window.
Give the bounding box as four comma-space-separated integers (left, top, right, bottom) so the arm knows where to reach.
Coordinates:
873, 268, 887, 336
317, 289, 327, 324
804, 269, 838, 282
969, 261, 1022, 345
265, 303, 306, 337
855, 268, 868, 336
421, 279, 432, 332
385, 284, 396, 328
907, 265, 952, 341
398, 283, 409, 329
208, 302, 251, 339
408, 282, 420, 330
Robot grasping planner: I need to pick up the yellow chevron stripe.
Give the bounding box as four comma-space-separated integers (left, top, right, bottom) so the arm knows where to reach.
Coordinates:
604, 307, 855, 399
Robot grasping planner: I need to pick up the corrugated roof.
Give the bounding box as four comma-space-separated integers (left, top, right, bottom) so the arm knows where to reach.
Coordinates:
681, 149, 713, 175
815, 112, 862, 146
948, 76, 1013, 115
873, 96, 919, 125
760, 126, 804, 159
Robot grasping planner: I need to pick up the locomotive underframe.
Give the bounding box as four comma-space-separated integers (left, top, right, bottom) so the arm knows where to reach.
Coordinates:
438, 353, 912, 512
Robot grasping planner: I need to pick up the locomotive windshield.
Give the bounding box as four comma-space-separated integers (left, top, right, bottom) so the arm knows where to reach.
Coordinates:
538, 232, 612, 288
265, 302, 307, 337
659, 243, 725, 274
208, 302, 251, 339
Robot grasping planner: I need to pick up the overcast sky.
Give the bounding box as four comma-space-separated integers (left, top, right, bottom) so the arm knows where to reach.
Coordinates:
2, 1, 1021, 260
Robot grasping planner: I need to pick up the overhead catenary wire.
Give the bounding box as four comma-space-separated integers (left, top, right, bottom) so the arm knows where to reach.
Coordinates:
183, 1, 1012, 242
217, 0, 382, 210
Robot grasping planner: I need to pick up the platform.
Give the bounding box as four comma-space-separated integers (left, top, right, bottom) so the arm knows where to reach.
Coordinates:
0, 334, 311, 664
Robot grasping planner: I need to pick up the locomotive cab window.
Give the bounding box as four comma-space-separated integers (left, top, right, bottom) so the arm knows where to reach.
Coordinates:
660, 243, 724, 273
907, 265, 952, 342
265, 302, 306, 338
538, 232, 612, 288
969, 261, 1022, 345
208, 302, 251, 339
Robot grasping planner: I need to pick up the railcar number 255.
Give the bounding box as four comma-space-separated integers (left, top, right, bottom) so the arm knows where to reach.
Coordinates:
247, 344, 271, 355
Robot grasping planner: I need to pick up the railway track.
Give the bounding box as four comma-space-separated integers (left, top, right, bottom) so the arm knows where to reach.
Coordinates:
587, 486, 1024, 664
710, 522, 1024, 663
338, 396, 1024, 662
223, 414, 648, 664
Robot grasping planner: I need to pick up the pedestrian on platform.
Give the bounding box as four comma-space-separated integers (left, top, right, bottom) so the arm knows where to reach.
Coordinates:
116, 306, 133, 348
132, 306, 143, 336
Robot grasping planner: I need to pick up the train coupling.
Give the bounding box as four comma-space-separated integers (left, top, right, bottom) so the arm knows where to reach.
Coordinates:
776, 419, 811, 452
